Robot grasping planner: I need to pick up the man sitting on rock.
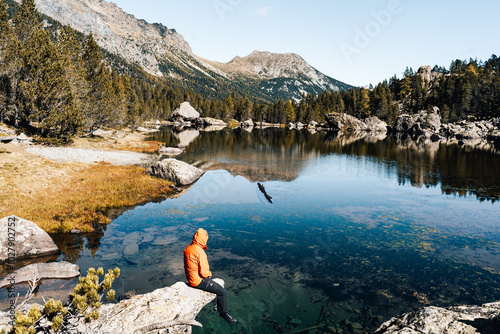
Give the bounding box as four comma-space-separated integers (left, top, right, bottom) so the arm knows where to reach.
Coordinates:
184, 228, 237, 324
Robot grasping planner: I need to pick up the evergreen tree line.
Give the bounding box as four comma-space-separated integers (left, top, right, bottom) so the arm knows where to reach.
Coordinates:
1, 0, 499, 141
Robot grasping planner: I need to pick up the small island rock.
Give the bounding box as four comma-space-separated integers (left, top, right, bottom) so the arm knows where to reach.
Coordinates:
146, 159, 205, 186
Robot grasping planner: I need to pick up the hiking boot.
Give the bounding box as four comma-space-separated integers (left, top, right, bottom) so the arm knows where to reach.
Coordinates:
220, 312, 237, 323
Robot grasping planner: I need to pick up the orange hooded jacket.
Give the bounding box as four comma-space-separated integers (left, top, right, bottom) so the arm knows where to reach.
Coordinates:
184, 228, 212, 287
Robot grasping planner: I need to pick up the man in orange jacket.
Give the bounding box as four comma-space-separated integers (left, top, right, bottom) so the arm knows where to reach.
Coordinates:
184, 228, 237, 323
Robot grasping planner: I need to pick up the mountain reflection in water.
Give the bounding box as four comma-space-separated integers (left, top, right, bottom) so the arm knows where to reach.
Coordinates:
151, 127, 500, 202
2, 127, 499, 334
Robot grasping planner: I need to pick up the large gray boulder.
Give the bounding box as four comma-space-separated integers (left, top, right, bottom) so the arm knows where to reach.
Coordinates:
146, 159, 205, 186
364, 116, 388, 132
241, 119, 254, 128
0, 216, 59, 262
325, 113, 367, 131
375, 301, 500, 334
414, 107, 441, 132
393, 114, 416, 133
87, 279, 225, 334
171, 102, 200, 122
0, 262, 80, 289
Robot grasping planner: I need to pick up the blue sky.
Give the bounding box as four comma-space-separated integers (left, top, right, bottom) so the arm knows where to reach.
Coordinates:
110, 0, 500, 87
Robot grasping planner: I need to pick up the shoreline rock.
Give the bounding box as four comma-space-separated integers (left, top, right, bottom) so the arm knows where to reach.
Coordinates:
0, 216, 60, 262
0, 262, 80, 289
146, 159, 205, 186
171, 102, 201, 122
375, 301, 500, 333
0, 279, 225, 334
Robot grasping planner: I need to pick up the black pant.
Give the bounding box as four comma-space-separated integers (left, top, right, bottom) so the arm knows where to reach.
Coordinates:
195, 277, 228, 314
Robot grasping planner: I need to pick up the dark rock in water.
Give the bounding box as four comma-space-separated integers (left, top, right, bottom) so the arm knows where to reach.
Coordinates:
146, 159, 205, 186
0, 215, 60, 262
0, 261, 79, 288
375, 301, 500, 333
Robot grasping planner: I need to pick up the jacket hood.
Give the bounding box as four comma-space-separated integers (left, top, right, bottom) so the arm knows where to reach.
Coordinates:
192, 228, 208, 250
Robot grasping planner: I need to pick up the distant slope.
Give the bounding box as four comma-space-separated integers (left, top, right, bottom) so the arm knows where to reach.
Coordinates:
17, 0, 354, 101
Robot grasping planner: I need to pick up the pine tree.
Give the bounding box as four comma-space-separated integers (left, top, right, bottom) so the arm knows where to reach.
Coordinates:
82, 33, 113, 131
58, 25, 88, 119
20, 28, 81, 138
0, 0, 10, 123
12, 0, 41, 44
284, 100, 296, 123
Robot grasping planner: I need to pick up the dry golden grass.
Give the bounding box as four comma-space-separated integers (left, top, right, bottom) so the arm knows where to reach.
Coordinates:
0, 132, 172, 234
70, 129, 162, 153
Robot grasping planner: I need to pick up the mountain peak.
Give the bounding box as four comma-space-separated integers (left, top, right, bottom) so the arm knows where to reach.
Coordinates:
26, 0, 352, 101
21, 0, 193, 76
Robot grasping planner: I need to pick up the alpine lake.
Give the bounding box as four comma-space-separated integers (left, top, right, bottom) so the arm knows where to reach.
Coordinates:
3, 127, 500, 333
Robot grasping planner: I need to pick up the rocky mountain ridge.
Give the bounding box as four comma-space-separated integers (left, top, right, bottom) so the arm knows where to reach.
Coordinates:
16, 0, 352, 101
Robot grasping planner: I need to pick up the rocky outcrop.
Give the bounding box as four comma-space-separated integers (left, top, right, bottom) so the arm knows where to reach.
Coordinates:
0, 279, 225, 334
325, 113, 386, 132
0, 216, 59, 262
0, 262, 80, 289
85, 279, 225, 334
392, 109, 500, 149
146, 159, 205, 186
393, 114, 417, 133
171, 102, 200, 122
375, 301, 500, 334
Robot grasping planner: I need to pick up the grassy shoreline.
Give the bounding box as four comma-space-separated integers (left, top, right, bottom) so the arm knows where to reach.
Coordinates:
0, 128, 173, 234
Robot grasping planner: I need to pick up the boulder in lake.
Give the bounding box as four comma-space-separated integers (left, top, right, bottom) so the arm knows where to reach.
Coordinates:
241, 119, 254, 128
171, 102, 200, 122
375, 301, 500, 334
0, 216, 59, 262
146, 159, 205, 186
325, 112, 366, 131
0, 261, 80, 289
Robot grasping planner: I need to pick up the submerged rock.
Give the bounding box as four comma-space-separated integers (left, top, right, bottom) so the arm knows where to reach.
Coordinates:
0, 261, 79, 288
0, 215, 59, 262
159, 146, 184, 156
375, 301, 500, 333
146, 159, 205, 186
